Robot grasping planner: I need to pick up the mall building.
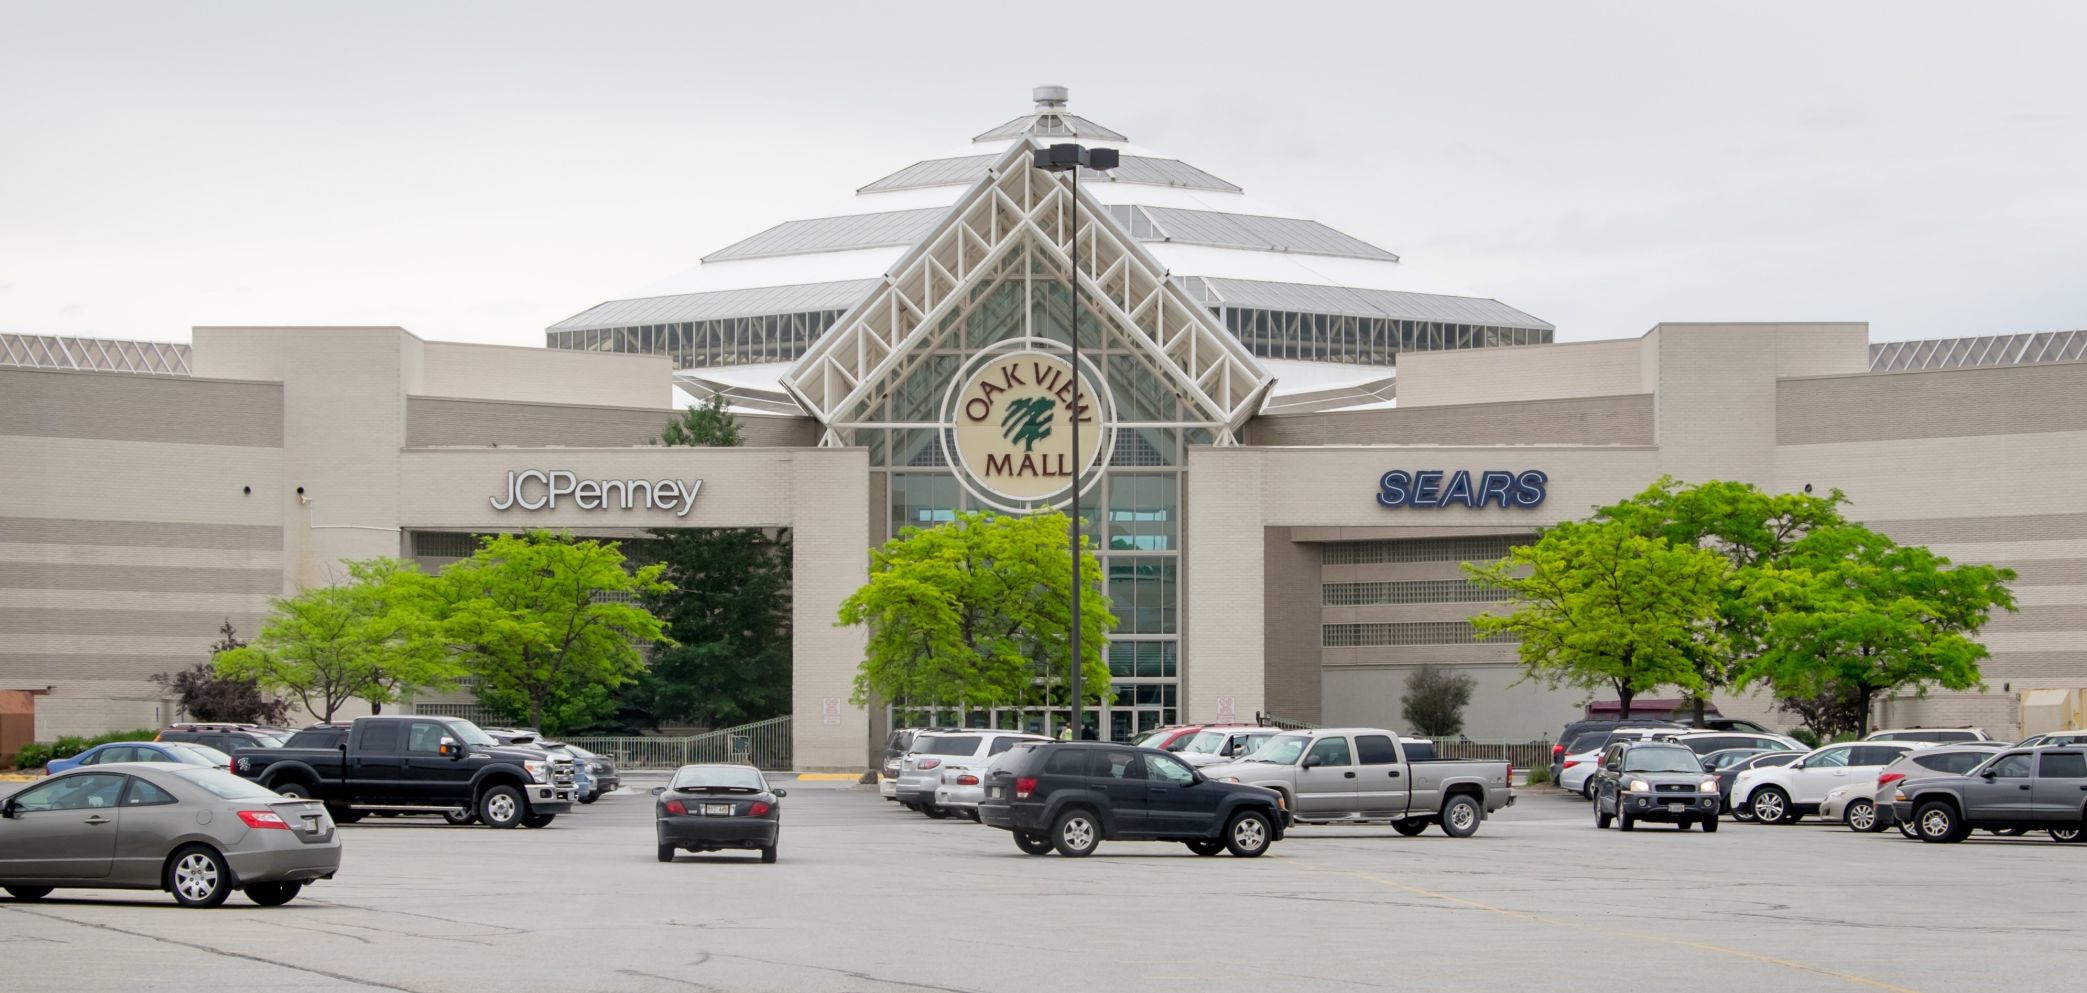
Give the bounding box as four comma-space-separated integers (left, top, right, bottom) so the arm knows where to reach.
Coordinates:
3, 88, 2083, 768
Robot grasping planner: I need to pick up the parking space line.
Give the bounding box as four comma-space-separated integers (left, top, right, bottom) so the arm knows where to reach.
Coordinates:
1339, 871, 1926, 993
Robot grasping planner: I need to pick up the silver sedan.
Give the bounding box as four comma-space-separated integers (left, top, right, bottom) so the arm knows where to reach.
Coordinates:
0, 763, 341, 908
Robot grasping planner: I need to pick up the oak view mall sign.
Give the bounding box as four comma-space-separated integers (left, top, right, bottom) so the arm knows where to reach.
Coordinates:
489, 470, 704, 517
1377, 470, 1547, 509
946, 349, 1108, 510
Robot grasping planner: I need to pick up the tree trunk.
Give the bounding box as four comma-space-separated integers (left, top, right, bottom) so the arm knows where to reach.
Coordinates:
370, 700, 384, 715
1616, 685, 1635, 720
530, 695, 546, 732
1856, 686, 1875, 737
1691, 695, 1707, 726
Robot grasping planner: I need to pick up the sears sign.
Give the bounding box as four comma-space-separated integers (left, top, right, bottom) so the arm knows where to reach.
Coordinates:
1377, 469, 1547, 509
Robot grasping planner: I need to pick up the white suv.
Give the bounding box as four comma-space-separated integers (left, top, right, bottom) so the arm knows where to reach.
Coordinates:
1733, 741, 1922, 823
897, 730, 1048, 819
1862, 727, 1991, 744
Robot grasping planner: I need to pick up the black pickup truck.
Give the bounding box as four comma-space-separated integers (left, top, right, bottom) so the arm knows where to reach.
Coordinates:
231, 716, 576, 828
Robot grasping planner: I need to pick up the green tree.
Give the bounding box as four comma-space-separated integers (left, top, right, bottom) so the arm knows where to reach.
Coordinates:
840, 510, 1115, 714
1467, 519, 1729, 719
215, 559, 456, 722
1736, 524, 2015, 735
657, 393, 743, 447
636, 527, 793, 727
1592, 477, 1851, 723
435, 530, 672, 734
1401, 665, 1476, 738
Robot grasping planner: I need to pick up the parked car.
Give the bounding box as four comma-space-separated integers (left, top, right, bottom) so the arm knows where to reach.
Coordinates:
1892, 747, 2087, 843
976, 741, 1285, 857
1550, 718, 1684, 783
565, 744, 620, 802
233, 716, 574, 828
1863, 727, 1991, 744
1667, 716, 1777, 733
485, 729, 594, 806
46, 741, 231, 775
2012, 731, 2087, 749
1592, 741, 1722, 831
0, 764, 340, 908
1705, 749, 1800, 818
880, 727, 946, 802
1656, 731, 1804, 756
653, 764, 784, 863
155, 723, 292, 755
1822, 744, 2009, 832
1733, 742, 1922, 824
1171, 726, 1284, 767
1561, 728, 1677, 799
1201, 727, 1512, 837
928, 731, 1051, 819
1132, 725, 1234, 752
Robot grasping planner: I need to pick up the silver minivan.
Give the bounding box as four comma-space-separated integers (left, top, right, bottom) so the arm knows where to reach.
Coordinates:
895, 730, 1046, 819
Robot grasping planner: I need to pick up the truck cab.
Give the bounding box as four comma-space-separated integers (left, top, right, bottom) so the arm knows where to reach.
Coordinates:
235, 716, 575, 829
1199, 727, 1513, 837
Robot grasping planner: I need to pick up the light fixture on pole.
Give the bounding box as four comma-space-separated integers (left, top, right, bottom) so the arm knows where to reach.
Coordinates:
1032, 139, 1118, 741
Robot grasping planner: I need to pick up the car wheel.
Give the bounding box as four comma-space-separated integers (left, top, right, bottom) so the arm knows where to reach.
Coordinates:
1392, 819, 1429, 837
760, 843, 778, 864
1014, 832, 1055, 856
1989, 827, 2027, 837
1580, 779, 1596, 801
1730, 799, 1756, 823
1619, 808, 1635, 832
1186, 839, 1225, 856
1898, 821, 1919, 839
1596, 803, 1613, 830
167, 846, 233, 908
920, 802, 950, 820
1226, 810, 1274, 857
4, 886, 52, 901
1702, 815, 1719, 833
1052, 809, 1101, 858
658, 843, 676, 863
1750, 787, 1792, 825
521, 812, 555, 829
2049, 826, 2084, 843
245, 882, 302, 907
273, 781, 313, 799
1845, 799, 1879, 833
1914, 801, 1969, 843
1439, 795, 1481, 838
479, 785, 525, 829
578, 792, 600, 805
443, 809, 478, 826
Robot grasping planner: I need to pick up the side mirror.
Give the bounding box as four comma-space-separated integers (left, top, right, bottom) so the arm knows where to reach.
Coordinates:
774, 788, 788, 798
438, 736, 461, 759
0, 798, 14, 819
1979, 770, 1997, 781
1302, 755, 1323, 769
650, 786, 666, 796
1702, 761, 1717, 772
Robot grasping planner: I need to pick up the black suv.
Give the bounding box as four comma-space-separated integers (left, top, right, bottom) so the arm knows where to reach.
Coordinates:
976, 741, 1286, 858
156, 723, 293, 754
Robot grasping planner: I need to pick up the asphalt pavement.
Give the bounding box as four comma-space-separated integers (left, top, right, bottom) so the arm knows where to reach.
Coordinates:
4, 782, 2085, 993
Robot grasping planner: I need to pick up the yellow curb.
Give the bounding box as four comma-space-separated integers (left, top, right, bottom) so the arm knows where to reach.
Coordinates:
794, 773, 866, 782
0, 773, 42, 782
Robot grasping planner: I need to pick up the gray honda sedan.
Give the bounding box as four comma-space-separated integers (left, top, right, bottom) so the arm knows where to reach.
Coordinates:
0, 763, 341, 907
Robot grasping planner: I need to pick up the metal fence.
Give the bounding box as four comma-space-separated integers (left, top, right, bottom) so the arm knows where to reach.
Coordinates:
569, 716, 793, 771
1422, 738, 1554, 770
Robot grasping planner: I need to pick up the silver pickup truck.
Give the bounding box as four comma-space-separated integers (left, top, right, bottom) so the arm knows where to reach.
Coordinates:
1199, 727, 1514, 837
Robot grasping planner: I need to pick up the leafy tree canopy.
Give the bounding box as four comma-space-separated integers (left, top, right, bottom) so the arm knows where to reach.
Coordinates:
635, 527, 793, 728
215, 559, 458, 722
658, 394, 743, 447
1467, 519, 1730, 719
840, 511, 1115, 712
436, 530, 672, 734
154, 620, 290, 725
1736, 524, 2016, 735
1401, 665, 1476, 738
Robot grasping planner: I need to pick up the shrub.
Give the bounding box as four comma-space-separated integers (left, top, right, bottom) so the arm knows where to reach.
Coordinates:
12, 728, 160, 771
1789, 727, 1821, 749
1401, 665, 1477, 737
1525, 764, 1553, 786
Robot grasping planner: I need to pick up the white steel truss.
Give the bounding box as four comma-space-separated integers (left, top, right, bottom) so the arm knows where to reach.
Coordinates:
0, 334, 192, 376
780, 140, 1273, 446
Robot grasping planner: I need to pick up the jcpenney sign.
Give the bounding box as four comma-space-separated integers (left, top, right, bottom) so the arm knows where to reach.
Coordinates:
489, 470, 704, 517
1378, 469, 1546, 509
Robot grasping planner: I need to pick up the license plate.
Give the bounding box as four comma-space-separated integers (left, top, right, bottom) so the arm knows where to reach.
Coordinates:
1666, 802, 1685, 813
702, 803, 733, 816
303, 815, 321, 832
987, 786, 1002, 798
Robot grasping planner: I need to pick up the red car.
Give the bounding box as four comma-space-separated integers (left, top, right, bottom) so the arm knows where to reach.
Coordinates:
1133, 724, 1257, 752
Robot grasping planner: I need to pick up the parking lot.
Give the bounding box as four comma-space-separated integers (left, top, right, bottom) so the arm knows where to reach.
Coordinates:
4, 781, 2085, 993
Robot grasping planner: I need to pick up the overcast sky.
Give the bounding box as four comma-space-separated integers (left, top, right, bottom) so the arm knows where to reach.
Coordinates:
4, 2, 2083, 348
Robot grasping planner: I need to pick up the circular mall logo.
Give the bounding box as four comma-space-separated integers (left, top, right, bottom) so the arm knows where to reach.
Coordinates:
946, 348, 1109, 509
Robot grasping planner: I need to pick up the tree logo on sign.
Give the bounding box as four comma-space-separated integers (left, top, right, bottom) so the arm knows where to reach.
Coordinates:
943, 344, 1113, 511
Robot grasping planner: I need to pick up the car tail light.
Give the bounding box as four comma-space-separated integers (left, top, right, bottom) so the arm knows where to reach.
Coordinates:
1014, 776, 1037, 799
1596, 755, 1606, 768
1877, 773, 1905, 788
749, 802, 771, 816
918, 758, 941, 770
1552, 744, 1565, 758
957, 774, 980, 786
1506, 763, 1514, 785
665, 799, 686, 815
237, 810, 289, 830
1562, 758, 1582, 770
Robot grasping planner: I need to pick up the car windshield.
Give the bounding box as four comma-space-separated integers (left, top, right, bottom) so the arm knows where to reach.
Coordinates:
1620, 748, 1702, 773
671, 766, 766, 792
171, 744, 231, 766
565, 745, 595, 759
1247, 734, 1311, 764
1135, 729, 1182, 749
177, 767, 293, 800
1180, 730, 1228, 754
1750, 753, 1801, 769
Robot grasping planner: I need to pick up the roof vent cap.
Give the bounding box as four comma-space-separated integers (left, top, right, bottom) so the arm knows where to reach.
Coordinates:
1032, 85, 1070, 110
